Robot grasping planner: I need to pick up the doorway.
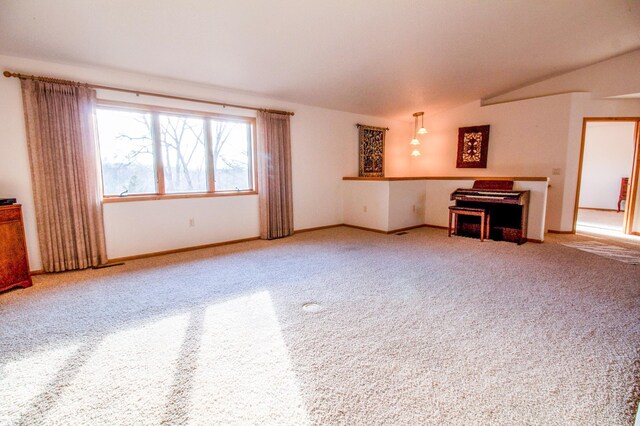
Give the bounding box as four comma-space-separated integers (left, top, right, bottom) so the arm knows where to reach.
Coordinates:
574, 118, 639, 236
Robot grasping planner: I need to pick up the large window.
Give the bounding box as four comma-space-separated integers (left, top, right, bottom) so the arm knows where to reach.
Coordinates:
96, 104, 255, 198
159, 114, 207, 193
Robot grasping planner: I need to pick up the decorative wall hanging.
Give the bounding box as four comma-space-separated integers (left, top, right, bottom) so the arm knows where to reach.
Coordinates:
456, 125, 490, 168
357, 124, 388, 177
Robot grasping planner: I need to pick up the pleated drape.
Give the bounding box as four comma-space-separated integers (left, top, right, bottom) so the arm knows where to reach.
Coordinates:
21, 79, 107, 272
257, 111, 294, 240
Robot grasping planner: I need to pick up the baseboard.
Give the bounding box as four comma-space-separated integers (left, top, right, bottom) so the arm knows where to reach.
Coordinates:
547, 229, 574, 234
342, 224, 388, 234
342, 223, 427, 235
388, 224, 426, 234
32, 227, 344, 272
109, 236, 260, 263
631, 231, 640, 237
578, 207, 620, 212
34, 224, 361, 270
424, 223, 449, 230
294, 224, 343, 234
109, 224, 343, 263
526, 238, 544, 243
29, 223, 552, 274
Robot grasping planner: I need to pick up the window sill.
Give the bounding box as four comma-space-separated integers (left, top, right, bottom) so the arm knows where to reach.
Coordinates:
103, 191, 258, 203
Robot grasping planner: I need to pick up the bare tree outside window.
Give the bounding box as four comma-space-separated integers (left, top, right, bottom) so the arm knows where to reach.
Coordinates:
97, 109, 156, 195
96, 105, 254, 197
211, 119, 251, 191
159, 114, 206, 193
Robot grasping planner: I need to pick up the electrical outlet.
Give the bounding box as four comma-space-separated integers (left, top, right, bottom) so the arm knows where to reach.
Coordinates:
552, 168, 562, 175
189, 218, 195, 227
413, 205, 417, 213
363, 206, 367, 213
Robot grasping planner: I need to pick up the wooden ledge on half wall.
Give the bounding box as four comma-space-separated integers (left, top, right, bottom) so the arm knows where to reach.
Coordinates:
343, 176, 549, 181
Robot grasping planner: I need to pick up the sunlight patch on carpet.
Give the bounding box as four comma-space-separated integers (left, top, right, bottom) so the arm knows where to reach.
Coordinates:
562, 241, 640, 265
190, 291, 309, 425
575, 224, 640, 244
0, 344, 80, 424
42, 313, 190, 424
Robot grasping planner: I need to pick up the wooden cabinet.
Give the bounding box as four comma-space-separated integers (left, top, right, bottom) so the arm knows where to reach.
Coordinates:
0, 204, 32, 292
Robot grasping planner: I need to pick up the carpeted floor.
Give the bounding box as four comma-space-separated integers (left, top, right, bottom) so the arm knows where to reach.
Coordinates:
562, 241, 640, 265
1, 227, 639, 425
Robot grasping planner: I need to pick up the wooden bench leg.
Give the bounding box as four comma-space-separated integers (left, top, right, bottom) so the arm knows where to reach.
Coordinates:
448, 207, 489, 242
454, 213, 458, 235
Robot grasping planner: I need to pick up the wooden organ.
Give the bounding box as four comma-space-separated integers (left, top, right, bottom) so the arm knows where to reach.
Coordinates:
450, 180, 530, 244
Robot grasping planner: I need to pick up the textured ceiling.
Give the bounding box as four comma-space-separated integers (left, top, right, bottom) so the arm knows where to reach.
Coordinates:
1, 0, 639, 119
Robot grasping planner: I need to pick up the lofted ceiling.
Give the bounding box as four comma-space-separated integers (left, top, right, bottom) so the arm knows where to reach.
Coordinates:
1, 0, 639, 120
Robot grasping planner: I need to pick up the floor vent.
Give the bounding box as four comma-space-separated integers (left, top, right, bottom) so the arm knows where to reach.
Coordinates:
302, 302, 322, 313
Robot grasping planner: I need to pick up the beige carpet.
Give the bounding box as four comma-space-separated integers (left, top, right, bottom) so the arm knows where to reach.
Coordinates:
562, 241, 640, 265
1, 227, 639, 425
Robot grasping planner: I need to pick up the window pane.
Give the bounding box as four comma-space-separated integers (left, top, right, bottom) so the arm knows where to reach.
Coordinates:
97, 108, 156, 195
159, 114, 207, 193
211, 120, 252, 191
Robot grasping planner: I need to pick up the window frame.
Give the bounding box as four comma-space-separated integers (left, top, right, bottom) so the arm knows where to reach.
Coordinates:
96, 100, 258, 202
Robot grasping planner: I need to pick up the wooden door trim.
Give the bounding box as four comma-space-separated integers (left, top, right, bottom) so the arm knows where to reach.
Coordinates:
624, 121, 640, 234
573, 117, 640, 234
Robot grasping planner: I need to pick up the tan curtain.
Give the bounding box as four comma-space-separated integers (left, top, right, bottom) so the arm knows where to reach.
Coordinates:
257, 111, 294, 239
21, 79, 107, 272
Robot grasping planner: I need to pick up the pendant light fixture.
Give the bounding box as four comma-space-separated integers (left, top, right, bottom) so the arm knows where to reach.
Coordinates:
410, 112, 426, 156
417, 112, 428, 135
410, 112, 422, 145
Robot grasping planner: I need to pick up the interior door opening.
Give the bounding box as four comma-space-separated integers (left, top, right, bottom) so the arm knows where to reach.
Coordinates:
574, 118, 639, 237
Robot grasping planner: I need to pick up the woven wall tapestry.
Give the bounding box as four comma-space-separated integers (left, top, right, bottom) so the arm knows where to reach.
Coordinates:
357, 124, 387, 177
457, 125, 490, 168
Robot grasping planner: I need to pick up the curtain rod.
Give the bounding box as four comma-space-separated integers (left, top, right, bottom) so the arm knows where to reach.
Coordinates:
3, 70, 295, 116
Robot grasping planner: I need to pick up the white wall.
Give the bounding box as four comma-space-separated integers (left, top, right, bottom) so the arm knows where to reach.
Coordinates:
482, 49, 640, 232
401, 94, 572, 231
389, 50, 640, 233
342, 180, 425, 233
561, 94, 640, 231
0, 54, 411, 269
392, 92, 640, 232
387, 181, 427, 231
103, 196, 259, 259
342, 181, 390, 231
578, 122, 636, 210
